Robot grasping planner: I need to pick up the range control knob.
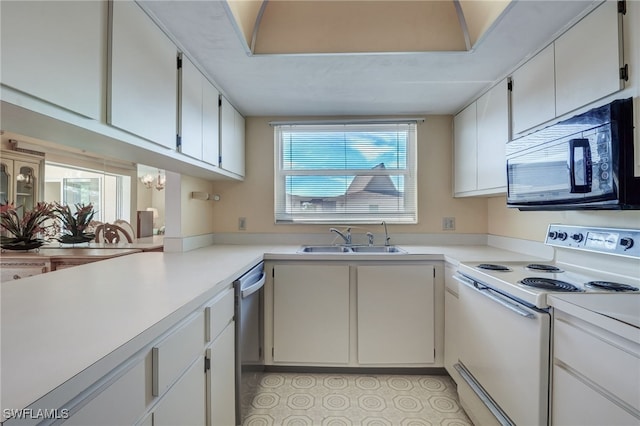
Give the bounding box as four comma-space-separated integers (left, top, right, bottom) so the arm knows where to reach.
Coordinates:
620, 238, 634, 250
571, 233, 584, 242
557, 232, 568, 241
548, 231, 558, 240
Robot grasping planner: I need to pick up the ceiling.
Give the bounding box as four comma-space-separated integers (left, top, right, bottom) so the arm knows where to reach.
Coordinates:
138, 0, 596, 117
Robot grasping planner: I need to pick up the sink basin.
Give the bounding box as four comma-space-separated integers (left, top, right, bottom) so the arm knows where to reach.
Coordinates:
298, 245, 352, 253
297, 245, 406, 254
350, 246, 406, 253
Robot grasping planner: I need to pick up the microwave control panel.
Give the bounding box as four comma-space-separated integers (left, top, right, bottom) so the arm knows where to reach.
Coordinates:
546, 224, 640, 259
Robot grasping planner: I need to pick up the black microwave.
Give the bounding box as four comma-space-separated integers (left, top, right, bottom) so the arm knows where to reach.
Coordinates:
506, 98, 639, 210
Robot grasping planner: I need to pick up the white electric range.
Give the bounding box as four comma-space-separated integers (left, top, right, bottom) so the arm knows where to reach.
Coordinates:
453, 224, 640, 426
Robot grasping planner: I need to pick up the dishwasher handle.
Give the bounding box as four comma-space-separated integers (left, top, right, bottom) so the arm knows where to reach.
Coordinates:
241, 273, 266, 299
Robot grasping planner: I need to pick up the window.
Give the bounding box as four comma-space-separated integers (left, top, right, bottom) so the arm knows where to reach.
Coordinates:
274, 121, 418, 223
45, 163, 131, 223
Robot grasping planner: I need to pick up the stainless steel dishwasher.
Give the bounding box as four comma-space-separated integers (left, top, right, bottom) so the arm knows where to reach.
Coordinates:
234, 262, 265, 425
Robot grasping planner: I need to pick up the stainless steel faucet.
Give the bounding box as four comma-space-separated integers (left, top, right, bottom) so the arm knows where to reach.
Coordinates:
381, 221, 390, 246
366, 232, 374, 246
330, 227, 351, 245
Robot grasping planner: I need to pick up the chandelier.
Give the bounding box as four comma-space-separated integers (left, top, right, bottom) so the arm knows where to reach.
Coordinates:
139, 169, 166, 191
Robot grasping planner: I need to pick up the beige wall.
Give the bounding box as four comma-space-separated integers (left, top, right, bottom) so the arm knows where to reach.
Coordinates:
488, 196, 640, 242
180, 174, 215, 237
211, 115, 488, 235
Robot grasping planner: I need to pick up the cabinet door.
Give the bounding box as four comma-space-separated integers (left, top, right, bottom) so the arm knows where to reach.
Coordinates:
453, 102, 477, 194
219, 97, 245, 176
511, 44, 555, 135
444, 266, 459, 379
0, 160, 10, 204
1, 1, 105, 119
202, 80, 221, 166
206, 323, 236, 426
476, 80, 508, 192
273, 264, 350, 364
357, 265, 435, 364
109, 0, 177, 149
13, 160, 39, 216
153, 356, 206, 426
180, 55, 204, 160
555, 1, 622, 117
64, 361, 146, 426
552, 365, 639, 426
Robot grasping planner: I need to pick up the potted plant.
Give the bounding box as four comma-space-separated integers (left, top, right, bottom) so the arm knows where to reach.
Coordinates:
0, 201, 54, 251
53, 202, 96, 245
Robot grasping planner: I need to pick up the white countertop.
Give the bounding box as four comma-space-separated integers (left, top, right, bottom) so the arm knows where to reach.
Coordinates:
0, 243, 541, 417
549, 293, 640, 342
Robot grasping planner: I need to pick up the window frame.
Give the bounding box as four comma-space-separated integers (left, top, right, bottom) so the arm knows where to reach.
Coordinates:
273, 120, 419, 224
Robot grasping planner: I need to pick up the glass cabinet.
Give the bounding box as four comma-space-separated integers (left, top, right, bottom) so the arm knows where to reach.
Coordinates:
0, 151, 44, 217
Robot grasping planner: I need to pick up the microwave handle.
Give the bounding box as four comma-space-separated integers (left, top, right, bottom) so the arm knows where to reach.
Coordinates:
569, 138, 592, 193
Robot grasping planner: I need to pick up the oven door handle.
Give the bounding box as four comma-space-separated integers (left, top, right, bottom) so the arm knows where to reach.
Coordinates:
453, 274, 535, 319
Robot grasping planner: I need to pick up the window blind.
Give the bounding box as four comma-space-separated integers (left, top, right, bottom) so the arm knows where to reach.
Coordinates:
274, 122, 417, 224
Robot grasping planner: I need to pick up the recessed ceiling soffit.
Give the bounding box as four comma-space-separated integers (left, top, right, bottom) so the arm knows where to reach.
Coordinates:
224, 0, 511, 55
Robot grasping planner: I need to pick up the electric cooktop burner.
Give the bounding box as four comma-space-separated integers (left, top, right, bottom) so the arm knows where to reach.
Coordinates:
520, 277, 581, 292
476, 263, 511, 272
526, 263, 564, 273
584, 281, 640, 292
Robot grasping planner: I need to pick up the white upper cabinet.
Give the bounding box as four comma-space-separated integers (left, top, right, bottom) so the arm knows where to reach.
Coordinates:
109, 0, 177, 150
476, 80, 508, 191
179, 55, 204, 160
453, 102, 477, 195
555, 1, 623, 117
453, 79, 508, 197
0, 1, 106, 119
202, 80, 221, 167
219, 96, 245, 177
511, 1, 624, 135
511, 44, 556, 136
179, 55, 220, 166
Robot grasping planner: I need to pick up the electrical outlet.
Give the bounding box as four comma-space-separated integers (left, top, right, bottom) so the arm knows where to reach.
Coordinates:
443, 217, 455, 231
238, 217, 246, 231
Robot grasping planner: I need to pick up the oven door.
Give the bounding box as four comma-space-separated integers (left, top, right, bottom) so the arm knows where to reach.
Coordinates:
455, 274, 551, 426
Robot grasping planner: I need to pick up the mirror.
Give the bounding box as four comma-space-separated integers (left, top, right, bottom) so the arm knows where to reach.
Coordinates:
1, 131, 166, 237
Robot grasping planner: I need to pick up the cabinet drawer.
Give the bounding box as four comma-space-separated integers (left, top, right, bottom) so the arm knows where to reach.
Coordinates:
0, 264, 48, 282
205, 287, 235, 343
554, 316, 640, 411
153, 356, 206, 426
64, 361, 145, 425
553, 363, 640, 425
152, 311, 205, 396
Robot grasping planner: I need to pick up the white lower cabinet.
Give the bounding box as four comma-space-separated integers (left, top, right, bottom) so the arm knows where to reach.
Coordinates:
552, 311, 640, 425
206, 324, 235, 426
61, 286, 242, 426
152, 356, 206, 426
64, 361, 146, 425
443, 264, 459, 381
357, 265, 435, 364
272, 264, 350, 364
268, 261, 439, 367
205, 286, 236, 426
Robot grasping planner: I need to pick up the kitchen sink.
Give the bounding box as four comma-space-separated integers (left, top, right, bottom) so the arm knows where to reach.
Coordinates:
298, 245, 352, 253
350, 246, 406, 253
297, 245, 406, 254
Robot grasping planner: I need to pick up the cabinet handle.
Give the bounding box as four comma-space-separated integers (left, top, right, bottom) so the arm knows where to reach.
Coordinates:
13, 274, 21, 280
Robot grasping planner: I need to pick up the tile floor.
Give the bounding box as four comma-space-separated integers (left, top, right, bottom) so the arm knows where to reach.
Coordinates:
241, 372, 472, 425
